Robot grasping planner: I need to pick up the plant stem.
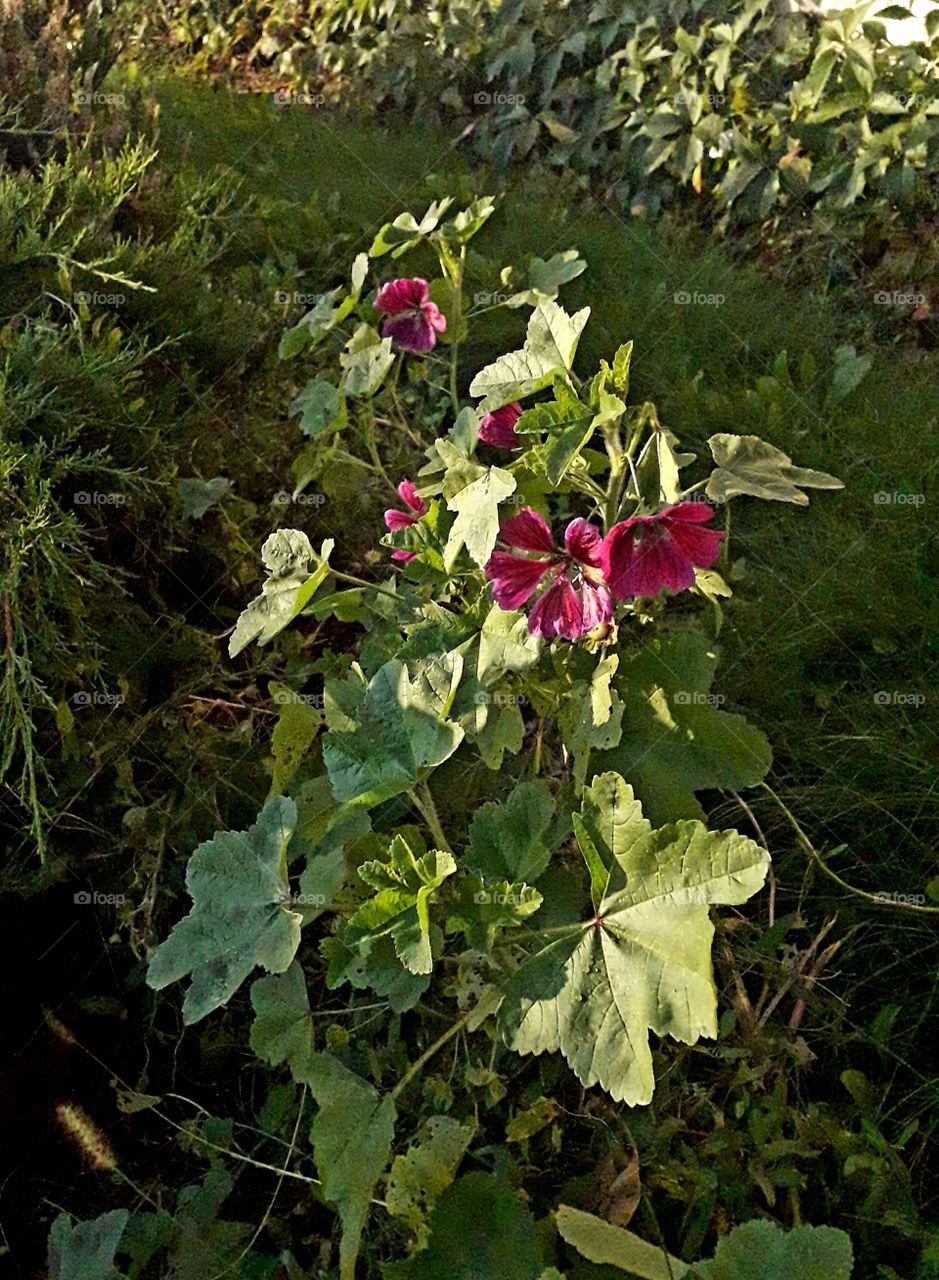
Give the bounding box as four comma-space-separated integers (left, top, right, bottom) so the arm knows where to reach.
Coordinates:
409, 781, 453, 854
391, 1010, 472, 1100
331, 569, 402, 602
762, 781, 939, 914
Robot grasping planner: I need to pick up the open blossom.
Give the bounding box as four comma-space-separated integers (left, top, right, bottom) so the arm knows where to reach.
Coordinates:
478, 401, 522, 449
485, 508, 612, 640
602, 502, 724, 598
374, 277, 446, 353
384, 480, 428, 562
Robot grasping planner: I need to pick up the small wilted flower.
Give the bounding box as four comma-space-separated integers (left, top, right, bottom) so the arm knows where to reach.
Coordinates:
384, 480, 429, 562
374, 277, 446, 352
478, 401, 523, 449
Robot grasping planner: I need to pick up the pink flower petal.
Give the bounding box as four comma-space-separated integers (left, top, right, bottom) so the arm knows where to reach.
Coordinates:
425, 301, 447, 334
391, 549, 417, 562
485, 551, 551, 610
528, 577, 584, 640
500, 507, 556, 554
381, 311, 437, 352
374, 277, 430, 314
564, 517, 604, 568
580, 581, 613, 632
397, 480, 427, 514
479, 402, 522, 449
384, 509, 417, 531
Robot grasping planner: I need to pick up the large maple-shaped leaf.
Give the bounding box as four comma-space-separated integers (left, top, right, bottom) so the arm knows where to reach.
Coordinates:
345, 834, 456, 974
469, 301, 590, 412
146, 797, 301, 1025
706, 433, 843, 506
322, 654, 465, 808
303, 1053, 397, 1280
594, 628, 772, 825
498, 774, 769, 1105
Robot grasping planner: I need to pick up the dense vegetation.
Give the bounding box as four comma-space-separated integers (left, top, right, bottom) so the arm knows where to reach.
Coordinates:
2, 3, 937, 1280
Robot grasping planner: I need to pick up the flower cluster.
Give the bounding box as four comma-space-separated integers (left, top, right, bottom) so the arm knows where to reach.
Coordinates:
384, 483, 724, 640
484, 503, 724, 639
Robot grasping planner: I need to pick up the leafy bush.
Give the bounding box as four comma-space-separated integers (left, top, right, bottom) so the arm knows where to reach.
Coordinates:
136, 193, 872, 1278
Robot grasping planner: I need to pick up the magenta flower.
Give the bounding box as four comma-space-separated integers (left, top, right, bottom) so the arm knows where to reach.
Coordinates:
602, 502, 724, 598
384, 480, 428, 562
485, 507, 613, 640
374, 277, 446, 353
479, 401, 523, 449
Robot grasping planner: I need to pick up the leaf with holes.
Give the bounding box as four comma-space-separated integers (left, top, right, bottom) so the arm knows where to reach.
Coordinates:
146, 796, 301, 1024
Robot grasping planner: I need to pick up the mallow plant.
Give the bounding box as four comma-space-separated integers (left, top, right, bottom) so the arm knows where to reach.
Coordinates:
141, 196, 851, 1278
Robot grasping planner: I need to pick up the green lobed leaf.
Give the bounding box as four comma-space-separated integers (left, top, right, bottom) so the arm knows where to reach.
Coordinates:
469, 300, 591, 412
269, 683, 321, 796
706, 434, 843, 506
278, 290, 344, 360
594, 629, 773, 825
322, 655, 465, 808
289, 377, 344, 438
466, 780, 557, 882
146, 796, 301, 1024
340, 323, 395, 397
249, 960, 313, 1081
498, 774, 769, 1104
228, 531, 334, 657
385, 1116, 477, 1248
693, 1219, 853, 1279
444, 464, 516, 569
47, 1210, 129, 1280
303, 1053, 397, 1280
384, 1172, 544, 1280
177, 476, 230, 521
347, 834, 456, 974
321, 931, 430, 1012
